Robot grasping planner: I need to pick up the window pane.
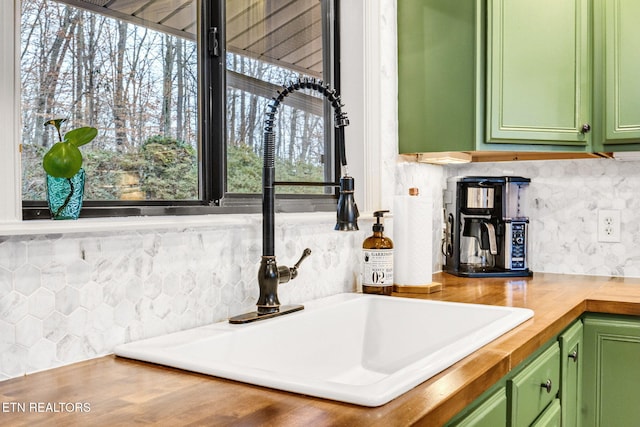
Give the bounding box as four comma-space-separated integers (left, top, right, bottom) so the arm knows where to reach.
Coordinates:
225, 0, 332, 194
20, 0, 199, 202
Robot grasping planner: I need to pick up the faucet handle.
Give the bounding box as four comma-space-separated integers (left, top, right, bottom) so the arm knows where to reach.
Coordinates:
278, 248, 312, 283
293, 248, 312, 270
290, 248, 312, 280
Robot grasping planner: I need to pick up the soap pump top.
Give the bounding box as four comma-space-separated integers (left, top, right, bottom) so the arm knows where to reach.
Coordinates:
372, 210, 388, 233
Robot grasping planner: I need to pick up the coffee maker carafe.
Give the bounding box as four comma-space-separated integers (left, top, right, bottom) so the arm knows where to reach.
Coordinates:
460, 218, 497, 268
443, 176, 532, 277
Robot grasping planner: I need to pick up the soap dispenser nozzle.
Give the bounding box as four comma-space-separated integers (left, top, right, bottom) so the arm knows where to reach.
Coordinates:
373, 210, 389, 232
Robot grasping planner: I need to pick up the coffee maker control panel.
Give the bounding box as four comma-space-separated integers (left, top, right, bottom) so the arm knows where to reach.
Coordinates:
509, 221, 527, 270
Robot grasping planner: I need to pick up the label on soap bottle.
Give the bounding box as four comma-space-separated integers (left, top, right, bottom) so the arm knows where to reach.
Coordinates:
363, 249, 394, 286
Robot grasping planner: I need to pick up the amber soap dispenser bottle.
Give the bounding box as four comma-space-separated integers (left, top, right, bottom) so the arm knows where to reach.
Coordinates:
362, 210, 394, 295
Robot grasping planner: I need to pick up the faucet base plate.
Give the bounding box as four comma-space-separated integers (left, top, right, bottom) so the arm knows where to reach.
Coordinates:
229, 304, 304, 324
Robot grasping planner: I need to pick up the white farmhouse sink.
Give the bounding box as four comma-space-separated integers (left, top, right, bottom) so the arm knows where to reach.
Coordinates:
115, 293, 533, 406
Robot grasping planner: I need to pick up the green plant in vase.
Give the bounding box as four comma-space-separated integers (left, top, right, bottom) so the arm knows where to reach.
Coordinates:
43, 118, 97, 219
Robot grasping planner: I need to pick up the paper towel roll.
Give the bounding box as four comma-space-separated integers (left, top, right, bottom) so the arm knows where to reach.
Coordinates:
393, 189, 433, 286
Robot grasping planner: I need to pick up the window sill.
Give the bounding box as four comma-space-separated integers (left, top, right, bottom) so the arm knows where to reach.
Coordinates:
0, 211, 340, 237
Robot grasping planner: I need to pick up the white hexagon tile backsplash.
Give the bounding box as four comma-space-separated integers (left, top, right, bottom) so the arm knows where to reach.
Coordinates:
0, 221, 362, 380
447, 158, 640, 277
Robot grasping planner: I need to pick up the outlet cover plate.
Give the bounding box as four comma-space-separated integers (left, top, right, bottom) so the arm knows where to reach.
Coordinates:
598, 209, 621, 243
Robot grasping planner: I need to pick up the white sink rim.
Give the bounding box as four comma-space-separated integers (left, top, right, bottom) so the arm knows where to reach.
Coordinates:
115, 293, 533, 407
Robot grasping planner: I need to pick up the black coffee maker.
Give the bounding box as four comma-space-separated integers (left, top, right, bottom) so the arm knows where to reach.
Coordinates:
443, 176, 532, 277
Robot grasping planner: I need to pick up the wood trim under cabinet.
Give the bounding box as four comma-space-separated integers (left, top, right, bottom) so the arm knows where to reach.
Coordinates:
412, 151, 613, 164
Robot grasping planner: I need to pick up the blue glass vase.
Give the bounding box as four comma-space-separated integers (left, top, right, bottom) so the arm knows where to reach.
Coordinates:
46, 168, 85, 220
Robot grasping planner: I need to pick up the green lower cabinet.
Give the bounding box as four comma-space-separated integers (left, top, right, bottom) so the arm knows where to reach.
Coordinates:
559, 320, 583, 427
508, 342, 560, 427
447, 316, 640, 427
450, 386, 507, 427
531, 399, 562, 427
447, 321, 583, 427
582, 314, 640, 427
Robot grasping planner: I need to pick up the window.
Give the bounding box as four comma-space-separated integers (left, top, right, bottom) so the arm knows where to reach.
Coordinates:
20, 0, 340, 219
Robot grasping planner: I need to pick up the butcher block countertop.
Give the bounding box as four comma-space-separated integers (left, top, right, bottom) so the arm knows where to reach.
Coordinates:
2, 272, 640, 426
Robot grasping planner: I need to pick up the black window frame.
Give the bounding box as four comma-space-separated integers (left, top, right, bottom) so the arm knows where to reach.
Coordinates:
22, 0, 341, 220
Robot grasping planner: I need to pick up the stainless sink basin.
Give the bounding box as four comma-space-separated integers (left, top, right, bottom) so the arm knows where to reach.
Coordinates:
115, 293, 533, 406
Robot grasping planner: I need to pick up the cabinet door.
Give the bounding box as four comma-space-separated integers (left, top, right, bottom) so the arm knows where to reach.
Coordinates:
531, 399, 562, 427
450, 386, 507, 427
397, 0, 482, 154
593, 0, 640, 150
509, 342, 560, 427
559, 320, 583, 427
486, 0, 591, 148
583, 314, 640, 427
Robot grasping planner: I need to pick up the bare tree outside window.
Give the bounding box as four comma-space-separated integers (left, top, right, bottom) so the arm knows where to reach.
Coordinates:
225, 0, 330, 194
20, 0, 333, 208
21, 0, 199, 201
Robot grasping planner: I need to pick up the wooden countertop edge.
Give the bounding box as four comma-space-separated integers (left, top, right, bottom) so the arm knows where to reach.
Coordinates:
405, 349, 511, 426
585, 298, 640, 316
423, 291, 640, 425
411, 300, 588, 425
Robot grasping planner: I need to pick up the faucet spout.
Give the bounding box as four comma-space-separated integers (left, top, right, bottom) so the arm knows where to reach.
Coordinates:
229, 77, 356, 324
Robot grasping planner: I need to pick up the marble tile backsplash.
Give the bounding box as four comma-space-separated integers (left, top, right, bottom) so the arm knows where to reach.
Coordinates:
0, 219, 362, 380
448, 158, 640, 277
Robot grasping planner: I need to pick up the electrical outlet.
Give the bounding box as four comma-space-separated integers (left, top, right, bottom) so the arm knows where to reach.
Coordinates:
598, 209, 621, 242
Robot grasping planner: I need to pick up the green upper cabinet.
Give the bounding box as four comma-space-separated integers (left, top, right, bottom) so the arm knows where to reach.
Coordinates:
397, 0, 640, 156
397, 0, 483, 154
592, 0, 640, 151
397, 0, 595, 156
485, 0, 592, 151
